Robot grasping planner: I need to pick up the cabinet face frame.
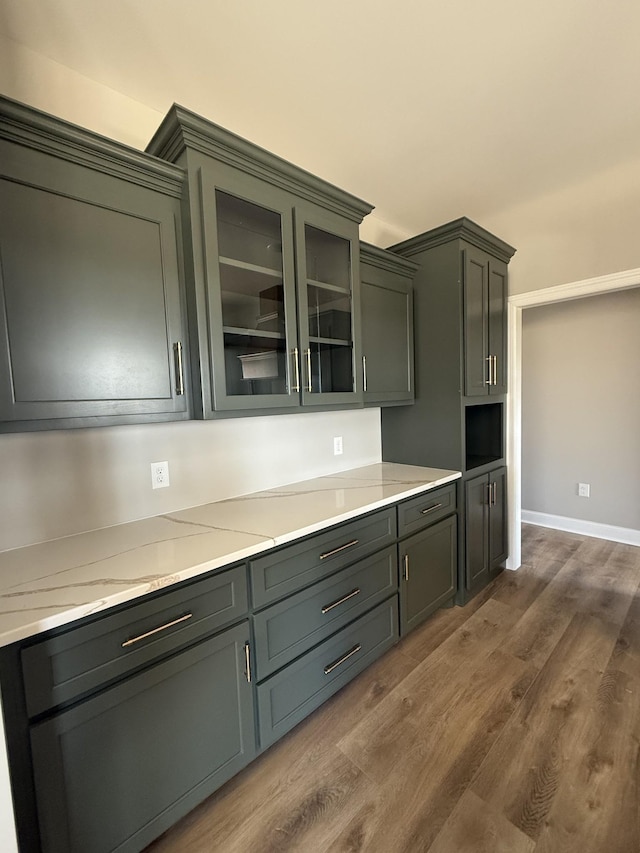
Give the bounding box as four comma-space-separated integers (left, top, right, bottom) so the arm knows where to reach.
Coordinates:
0, 142, 190, 429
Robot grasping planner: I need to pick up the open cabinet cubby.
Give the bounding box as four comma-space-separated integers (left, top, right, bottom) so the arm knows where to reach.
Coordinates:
465, 402, 503, 471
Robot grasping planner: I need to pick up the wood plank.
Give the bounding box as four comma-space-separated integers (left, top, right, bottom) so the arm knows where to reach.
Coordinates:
533, 663, 640, 853
428, 789, 535, 853
336, 647, 536, 851
471, 612, 619, 842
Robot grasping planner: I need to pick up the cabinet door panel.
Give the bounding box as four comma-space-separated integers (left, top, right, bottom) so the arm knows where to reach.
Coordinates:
464, 473, 489, 588
488, 260, 508, 395
361, 277, 414, 403
399, 514, 457, 634
29, 623, 255, 853
294, 203, 362, 406
463, 248, 489, 397
0, 168, 187, 426
489, 466, 508, 571
197, 169, 299, 413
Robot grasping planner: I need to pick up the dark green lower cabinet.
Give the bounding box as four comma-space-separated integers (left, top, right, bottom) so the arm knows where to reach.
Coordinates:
399, 515, 457, 635
464, 466, 507, 595
256, 598, 398, 749
29, 623, 255, 853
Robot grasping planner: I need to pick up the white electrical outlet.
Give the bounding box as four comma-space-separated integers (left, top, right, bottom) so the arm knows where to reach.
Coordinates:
333, 436, 343, 456
151, 461, 170, 489
578, 482, 590, 498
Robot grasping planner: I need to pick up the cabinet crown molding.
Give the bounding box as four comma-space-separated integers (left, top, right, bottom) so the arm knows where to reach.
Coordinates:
388, 217, 516, 264
146, 104, 374, 223
360, 241, 419, 276
0, 96, 185, 197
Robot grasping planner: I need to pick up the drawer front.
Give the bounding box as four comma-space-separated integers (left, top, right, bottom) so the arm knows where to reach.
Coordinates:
397, 483, 456, 538
253, 546, 397, 680
256, 597, 398, 749
22, 564, 248, 717
250, 507, 397, 608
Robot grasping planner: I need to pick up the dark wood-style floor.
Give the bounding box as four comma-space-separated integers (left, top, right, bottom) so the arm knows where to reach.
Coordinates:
146, 525, 640, 852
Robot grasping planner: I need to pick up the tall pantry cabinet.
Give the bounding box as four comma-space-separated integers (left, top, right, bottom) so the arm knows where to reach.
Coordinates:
380, 218, 515, 603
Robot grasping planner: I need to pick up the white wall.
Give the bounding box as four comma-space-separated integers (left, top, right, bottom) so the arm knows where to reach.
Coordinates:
521, 288, 640, 531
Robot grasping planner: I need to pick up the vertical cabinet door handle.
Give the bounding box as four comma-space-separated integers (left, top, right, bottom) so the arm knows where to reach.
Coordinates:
291, 347, 300, 393
492, 354, 498, 387
306, 348, 313, 392
492, 481, 497, 507
486, 483, 493, 507
244, 642, 252, 683
362, 355, 368, 392
485, 355, 493, 386
173, 341, 185, 395
403, 554, 410, 582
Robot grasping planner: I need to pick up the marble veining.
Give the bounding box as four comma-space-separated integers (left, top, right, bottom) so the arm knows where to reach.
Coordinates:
0, 463, 460, 647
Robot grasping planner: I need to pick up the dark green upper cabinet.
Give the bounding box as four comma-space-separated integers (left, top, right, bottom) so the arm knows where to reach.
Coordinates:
463, 246, 508, 397
0, 97, 190, 432
359, 243, 416, 406
147, 105, 373, 416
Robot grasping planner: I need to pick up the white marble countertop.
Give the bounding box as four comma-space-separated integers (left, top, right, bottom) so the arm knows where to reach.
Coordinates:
0, 463, 460, 647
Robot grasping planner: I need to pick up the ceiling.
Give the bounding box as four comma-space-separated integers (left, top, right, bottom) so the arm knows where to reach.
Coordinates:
1, 0, 639, 243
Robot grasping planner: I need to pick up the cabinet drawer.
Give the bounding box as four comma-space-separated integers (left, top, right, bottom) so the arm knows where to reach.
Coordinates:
256, 597, 398, 749
253, 546, 397, 680
22, 564, 248, 717
250, 508, 396, 608
397, 483, 456, 538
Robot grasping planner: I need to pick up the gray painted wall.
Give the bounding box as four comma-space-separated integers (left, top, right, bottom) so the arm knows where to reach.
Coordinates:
521, 288, 640, 530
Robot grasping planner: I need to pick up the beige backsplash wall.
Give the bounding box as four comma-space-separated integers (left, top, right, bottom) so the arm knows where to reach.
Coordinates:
0, 409, 382, 552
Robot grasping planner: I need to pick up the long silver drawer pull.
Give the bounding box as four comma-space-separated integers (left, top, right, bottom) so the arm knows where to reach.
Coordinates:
291, 347, 300, 393
485, 355, 493, 385
244, 642, 252, 684
321, 588, 361, 614
323, 643, 362, 675
121, 613, 193, 648
420, 503, 443, 516
492, 354, 498, 387
319, 539, 359, 560
174, 341, 185, 395
403, 554, 409, 581
362, 354, 368, 392
306, 348, 313, 392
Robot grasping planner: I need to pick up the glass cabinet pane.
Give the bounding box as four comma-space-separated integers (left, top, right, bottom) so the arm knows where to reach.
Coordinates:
305, 225, 351, 288
304, 225, 354, 395
215, 191, 289, 397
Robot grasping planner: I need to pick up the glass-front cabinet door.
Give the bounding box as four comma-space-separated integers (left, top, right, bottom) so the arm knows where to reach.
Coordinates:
295, 205, 362, 406
200, 174, 299, 411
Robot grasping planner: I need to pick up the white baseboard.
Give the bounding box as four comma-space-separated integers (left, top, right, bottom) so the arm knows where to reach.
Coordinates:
522, 510, 640, 547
